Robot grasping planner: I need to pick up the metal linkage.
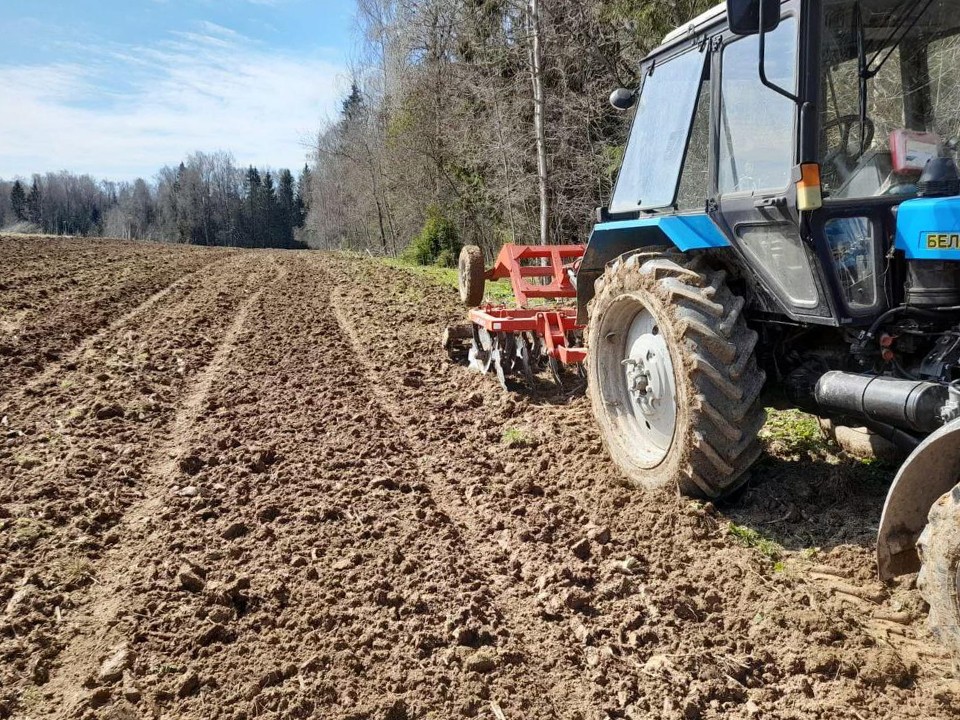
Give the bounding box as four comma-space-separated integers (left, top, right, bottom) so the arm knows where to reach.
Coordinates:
486, 244, 584, 306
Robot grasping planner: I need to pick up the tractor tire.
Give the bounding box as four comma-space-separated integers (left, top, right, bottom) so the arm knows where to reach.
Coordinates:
917, 483, 960, 660
458, 245, 485, 307
587, 250, 767, 498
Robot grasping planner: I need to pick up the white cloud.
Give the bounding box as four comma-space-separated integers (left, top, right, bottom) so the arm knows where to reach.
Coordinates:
0, 25, 346, 180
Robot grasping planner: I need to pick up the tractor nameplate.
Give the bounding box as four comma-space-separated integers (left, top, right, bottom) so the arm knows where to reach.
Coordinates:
895, 196, 960, 260
923, 232, 960, 251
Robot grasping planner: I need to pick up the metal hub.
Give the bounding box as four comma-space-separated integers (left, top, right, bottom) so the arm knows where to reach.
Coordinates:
619, 303, 677, 465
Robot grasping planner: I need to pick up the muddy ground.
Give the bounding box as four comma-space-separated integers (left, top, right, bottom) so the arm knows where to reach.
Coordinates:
1, 236, 958, 719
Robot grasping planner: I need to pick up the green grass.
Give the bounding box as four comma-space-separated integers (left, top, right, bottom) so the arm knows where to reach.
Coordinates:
501, 426, 536, 448
760, 409, 830, 457
728, 522, 783, 560
379, 257, 515, 303
10, 517, 51, 548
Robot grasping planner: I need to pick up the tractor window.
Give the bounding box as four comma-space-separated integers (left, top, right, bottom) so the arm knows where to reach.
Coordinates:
737, 224, 819, 306
820, 0, 960, 199
610, 48, 707, 214
676, 75, 712, 211
718, 18, 799, 194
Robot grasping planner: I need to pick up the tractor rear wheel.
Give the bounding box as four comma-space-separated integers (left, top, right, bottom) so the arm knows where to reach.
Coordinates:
459, 245, 485, 307
917, 483, 960, 660
587, 250, 767, 498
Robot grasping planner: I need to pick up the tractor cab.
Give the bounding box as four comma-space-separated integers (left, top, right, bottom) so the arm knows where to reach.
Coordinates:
582, 0, 960, 328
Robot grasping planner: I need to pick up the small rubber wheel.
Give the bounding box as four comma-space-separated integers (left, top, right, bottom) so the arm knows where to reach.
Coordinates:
917, 483, 960, 660
458, 245, 485, 307
587, 250, 767, 498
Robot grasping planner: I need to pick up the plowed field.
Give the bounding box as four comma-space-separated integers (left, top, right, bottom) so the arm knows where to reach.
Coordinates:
2, 236, 959, 719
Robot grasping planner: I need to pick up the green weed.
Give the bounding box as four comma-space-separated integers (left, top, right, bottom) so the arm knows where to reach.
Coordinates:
760, 409, 829, 457
728, 522, 782, 560
501, 427, 535, 448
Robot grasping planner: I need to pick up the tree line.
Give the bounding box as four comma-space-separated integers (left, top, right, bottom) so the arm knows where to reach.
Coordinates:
0, 151, 311, 249
302, 0, 713, 262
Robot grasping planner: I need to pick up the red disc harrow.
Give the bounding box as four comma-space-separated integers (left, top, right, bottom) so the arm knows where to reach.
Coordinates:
451, 243, 586, 389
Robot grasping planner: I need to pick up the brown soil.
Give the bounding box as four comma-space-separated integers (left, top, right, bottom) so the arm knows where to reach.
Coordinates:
1, 237, 958, 719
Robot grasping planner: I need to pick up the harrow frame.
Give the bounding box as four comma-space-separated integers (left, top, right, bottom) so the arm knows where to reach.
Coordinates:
452, 243, 587, 389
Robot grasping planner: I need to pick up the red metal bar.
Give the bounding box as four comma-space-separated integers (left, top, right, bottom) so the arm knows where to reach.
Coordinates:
486, 243, 584, 306
467, 306, 585, 364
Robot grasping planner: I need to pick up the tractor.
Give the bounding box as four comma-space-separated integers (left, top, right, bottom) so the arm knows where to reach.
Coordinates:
456, 0, 960, 658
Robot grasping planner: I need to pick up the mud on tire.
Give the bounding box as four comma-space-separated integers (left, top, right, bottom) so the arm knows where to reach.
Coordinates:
587, 250, 767, 498
458, 245, 485, 308
917, 483, 960, 660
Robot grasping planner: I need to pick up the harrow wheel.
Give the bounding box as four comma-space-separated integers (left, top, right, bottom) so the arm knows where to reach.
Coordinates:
917, 483, 960, 661
587, 250, 766, 498
459, 245, 486, 307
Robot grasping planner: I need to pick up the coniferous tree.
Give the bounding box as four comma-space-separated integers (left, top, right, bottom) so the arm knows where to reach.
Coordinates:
26, 178, 42, 226
245, 167, 263, 247
277, 169, 296, 247
295, 165, 311, 228
10, 180, 26, 221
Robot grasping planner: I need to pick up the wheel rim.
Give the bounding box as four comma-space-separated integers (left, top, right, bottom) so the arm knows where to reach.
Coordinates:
598, 294, 678, 468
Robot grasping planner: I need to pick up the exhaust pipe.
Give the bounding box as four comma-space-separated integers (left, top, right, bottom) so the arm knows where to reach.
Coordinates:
814, 371, 949, 434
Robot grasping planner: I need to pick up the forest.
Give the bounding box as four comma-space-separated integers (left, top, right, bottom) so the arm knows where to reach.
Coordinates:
0, 152, 309, 249
301, 0, 714, 262
1, 1, 714, 258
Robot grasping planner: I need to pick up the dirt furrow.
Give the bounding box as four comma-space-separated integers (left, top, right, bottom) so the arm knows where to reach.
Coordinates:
0, 238, 229, 392
1, 253, 273, 718
36, 255, 579, 720
35, 256, 283, 717
329, 283, 619, 715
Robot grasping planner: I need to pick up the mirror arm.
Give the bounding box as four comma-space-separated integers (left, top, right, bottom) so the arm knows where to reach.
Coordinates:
758, 2, 800, 105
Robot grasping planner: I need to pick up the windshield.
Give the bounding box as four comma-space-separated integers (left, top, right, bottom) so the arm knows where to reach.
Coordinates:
610, 49, 707, 214
820, 0, 960, 199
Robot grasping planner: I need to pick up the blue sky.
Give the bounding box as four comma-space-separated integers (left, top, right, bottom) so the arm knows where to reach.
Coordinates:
0, 0, 356, 180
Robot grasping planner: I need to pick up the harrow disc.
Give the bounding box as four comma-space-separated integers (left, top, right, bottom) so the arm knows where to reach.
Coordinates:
490, 332, 516, 391
517, 333, 536, 388
468, 325, 495, 374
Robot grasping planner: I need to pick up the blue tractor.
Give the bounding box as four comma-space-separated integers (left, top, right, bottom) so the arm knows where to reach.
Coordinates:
579, 0, 960, 657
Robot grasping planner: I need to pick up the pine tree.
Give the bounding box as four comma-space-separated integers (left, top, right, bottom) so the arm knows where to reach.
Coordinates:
26, 178, 42, 228
341, 82, 364, 123
277, 169, 296, 247
262, 171, 283, 248
295, 165, 311, 228
10, 180, 26, 221
245, 167, 263, 247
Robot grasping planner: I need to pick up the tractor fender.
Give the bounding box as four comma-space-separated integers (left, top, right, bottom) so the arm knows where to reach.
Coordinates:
877, 416, 960, 579
576, 213, 730, 322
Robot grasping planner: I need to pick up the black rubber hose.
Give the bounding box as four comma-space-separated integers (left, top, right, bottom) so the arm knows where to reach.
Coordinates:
862, 418, 921, 453
865, 305, 960, 340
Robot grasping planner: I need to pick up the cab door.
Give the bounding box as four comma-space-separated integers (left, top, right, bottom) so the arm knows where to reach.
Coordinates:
713, 2, 836, 323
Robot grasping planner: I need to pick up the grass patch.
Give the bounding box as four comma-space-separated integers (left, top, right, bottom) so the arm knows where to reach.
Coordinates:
380, 257, 515, 303
14, 454, 42, 470
58, 557, 95, 590
728, 522, 782, 560
760, 409, 829, 458
501, 426, 536, 449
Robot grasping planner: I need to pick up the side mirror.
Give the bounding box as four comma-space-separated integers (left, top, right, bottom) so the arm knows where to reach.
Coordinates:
727, 0, 780, 36
609, 88, 636, 111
